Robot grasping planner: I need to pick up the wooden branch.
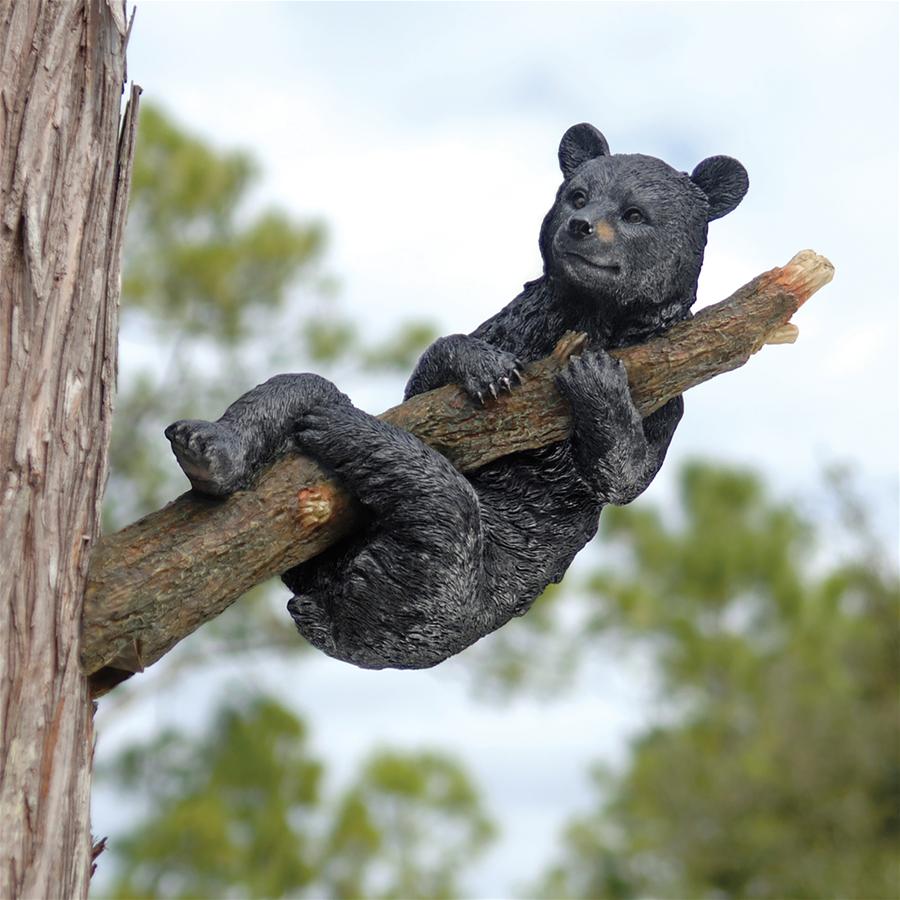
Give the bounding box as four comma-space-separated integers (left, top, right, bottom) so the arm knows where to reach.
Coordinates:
82, 250, 834, 693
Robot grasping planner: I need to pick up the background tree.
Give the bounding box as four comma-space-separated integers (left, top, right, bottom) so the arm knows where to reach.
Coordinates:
106, 101, 326, 529
320, 749, 495, 899
96, 692, 495, 899
535, 464, 900, 899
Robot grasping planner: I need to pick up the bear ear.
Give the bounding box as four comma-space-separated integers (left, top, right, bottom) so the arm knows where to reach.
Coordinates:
558, 123, 610, 179
690, 155, 749, 221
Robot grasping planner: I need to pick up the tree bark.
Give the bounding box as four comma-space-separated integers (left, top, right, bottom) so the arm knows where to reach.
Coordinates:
82, 250, 833, 694
0, 2, 138, 896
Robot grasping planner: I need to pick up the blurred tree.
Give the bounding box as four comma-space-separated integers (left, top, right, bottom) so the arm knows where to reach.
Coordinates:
123, 104, 324, 345
320, 750, 496, 899
100, 695, 322, 899
106, 102, 325, 531
102, 102, 438, 674
107, 101, 436, 532
535, 463, 900, 900
96, 693, 495, 900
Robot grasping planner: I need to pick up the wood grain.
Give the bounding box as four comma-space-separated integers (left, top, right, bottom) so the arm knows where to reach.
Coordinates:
0, 2, 137, 895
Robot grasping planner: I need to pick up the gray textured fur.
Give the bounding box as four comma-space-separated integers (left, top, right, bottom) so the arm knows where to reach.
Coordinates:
166, 124, 748, 670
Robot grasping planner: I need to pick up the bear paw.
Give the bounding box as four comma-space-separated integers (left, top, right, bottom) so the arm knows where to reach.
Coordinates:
556, 350, 641, 431
459, 348, 524, 406
164, 419, 249, 497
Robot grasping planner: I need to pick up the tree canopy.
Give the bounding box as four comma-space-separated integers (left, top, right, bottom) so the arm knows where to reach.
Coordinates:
97, 693, 494, 900
536, 465, 900, 899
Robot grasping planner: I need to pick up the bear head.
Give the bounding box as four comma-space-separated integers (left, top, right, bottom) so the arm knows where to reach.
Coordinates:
539, 123, 749, 326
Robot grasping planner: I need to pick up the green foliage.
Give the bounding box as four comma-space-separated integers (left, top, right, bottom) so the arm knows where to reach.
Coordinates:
97, 694, 495, 900
300, 313, 360, 366
106, 101, 437, 532
536, 463, 900, 899
320, 751, 496, 899
359, 321, 440, 373
106, 102, 327, 531
300, 314, 437, 373
102, 695, 322, 899
124, 104, 325, 344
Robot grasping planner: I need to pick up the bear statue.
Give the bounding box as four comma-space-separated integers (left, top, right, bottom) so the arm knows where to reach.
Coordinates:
165, 123, 749, 670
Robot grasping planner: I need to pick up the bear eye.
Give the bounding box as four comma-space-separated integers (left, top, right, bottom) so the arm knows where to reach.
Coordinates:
569, 190, 588, 210
623, 207, 645, 224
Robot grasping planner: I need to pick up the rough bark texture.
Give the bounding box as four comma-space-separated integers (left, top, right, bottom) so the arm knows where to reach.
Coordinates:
82, 251, 833, 693
0, 2, 137, 896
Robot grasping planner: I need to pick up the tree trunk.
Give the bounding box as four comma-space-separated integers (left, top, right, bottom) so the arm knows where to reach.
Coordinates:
0, 2, 137, 897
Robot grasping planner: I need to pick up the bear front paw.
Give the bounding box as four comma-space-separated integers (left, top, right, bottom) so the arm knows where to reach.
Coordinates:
164, 419, 249, 497
459, 349, 524, 406
556, 350, 642, 433
556, 351, 656, 503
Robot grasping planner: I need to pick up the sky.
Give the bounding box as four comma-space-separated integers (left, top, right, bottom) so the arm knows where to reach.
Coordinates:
96, 2, 899, 895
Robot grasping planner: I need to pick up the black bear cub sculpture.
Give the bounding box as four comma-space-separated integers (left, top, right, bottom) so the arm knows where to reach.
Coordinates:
166, 124, 748, 670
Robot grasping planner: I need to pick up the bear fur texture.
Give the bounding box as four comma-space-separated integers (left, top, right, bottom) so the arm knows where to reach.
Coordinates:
165, 124, 748, 670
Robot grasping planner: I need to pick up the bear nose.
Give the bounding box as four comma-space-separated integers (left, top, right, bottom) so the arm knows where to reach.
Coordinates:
567, 216, 593, 239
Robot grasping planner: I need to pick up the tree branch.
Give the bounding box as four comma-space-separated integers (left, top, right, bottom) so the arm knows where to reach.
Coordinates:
82, 250, 834, 694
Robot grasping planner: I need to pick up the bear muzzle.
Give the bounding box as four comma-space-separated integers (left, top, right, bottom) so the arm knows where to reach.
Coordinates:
557, 218, 622, 277
566, 215, 617, 243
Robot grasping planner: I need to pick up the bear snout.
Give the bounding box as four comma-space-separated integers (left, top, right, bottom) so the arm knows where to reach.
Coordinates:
566, 215, 617, 245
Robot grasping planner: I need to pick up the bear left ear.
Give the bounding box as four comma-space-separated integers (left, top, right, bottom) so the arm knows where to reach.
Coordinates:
690, 156, 749, 221
558, 123, 610, 179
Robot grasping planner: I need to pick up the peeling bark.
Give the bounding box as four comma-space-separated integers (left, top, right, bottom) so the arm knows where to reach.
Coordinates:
82, 251, 833, 694
0, 1, 137, 896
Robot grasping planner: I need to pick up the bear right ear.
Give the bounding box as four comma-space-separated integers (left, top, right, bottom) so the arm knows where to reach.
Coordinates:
558, 124, 610, 179
691, 156, 749, 221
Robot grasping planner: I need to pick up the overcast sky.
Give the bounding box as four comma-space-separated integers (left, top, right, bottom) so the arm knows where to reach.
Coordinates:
96, 2, 899, 895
